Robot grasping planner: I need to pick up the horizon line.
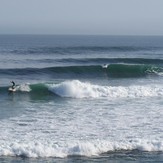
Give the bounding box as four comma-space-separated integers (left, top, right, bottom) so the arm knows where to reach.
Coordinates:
0, 33, 163, 37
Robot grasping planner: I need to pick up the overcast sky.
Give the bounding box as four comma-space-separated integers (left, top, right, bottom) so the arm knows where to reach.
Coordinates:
0, 0, 163, 35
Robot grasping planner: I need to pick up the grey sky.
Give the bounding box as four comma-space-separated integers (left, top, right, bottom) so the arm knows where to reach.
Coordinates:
0, 0, 163, 35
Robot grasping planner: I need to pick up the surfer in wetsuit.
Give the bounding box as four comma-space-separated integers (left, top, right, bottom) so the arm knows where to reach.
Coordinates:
11, 81, 15, 89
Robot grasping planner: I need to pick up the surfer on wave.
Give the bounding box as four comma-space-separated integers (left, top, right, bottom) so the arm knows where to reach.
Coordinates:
8, 81, 16, 92
11, 81, 16, 89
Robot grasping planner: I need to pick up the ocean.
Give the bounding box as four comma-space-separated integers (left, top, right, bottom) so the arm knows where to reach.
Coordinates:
0, 35, 163, 162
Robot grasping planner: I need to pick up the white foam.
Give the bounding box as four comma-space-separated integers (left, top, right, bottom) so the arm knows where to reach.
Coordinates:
15, 84, 31, 92
1, 80, 163, 158
102, 64, 109, 68
48, 80, 163, 98
0, 139, 163, 158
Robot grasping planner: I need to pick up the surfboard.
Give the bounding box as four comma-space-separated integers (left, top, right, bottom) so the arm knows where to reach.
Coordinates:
8, 87, 16, 92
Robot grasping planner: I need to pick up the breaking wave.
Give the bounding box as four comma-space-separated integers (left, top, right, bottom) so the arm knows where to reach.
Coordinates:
0, 139, 163, 158
1, 80, 163, 99
48, 80, 163, 98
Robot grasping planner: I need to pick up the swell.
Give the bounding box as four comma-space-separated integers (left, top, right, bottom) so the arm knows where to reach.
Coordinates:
8, 46, 161, 55
0, 63, 162, 78
59, 58, 163, 65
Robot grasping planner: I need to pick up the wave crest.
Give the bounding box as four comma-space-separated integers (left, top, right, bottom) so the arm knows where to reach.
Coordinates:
48, 80, 163, 98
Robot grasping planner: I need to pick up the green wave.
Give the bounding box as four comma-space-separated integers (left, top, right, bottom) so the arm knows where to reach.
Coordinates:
106, 64, 162, 77
0, 64, 162, 78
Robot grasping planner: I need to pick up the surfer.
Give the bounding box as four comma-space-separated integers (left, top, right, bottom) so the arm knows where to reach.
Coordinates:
8, 81, 16, 92
102, 64, 108, 68
11, 81, 16, 89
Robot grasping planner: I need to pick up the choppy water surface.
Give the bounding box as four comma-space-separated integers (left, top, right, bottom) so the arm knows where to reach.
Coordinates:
0, 35, 163, 162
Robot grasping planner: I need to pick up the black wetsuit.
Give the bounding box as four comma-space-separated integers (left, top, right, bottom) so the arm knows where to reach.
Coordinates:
11, 81, 15, 89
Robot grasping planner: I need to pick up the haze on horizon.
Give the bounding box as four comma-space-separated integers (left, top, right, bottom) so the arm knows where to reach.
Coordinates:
0, 0, 163, 36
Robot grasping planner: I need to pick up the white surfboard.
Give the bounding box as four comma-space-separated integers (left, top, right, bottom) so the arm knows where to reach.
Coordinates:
8, 87, 16, 92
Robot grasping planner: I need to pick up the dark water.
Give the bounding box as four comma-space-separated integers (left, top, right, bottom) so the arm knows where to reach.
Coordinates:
0, 35, 163, 162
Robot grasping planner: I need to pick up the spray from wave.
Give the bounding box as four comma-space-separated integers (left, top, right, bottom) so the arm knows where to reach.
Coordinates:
14, 84, 31, 92
47, 80, 163, 98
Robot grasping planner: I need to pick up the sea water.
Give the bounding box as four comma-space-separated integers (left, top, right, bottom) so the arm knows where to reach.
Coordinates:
0, 35, 163, 162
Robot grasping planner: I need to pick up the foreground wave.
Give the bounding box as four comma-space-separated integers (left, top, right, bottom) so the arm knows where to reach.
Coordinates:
0, 139, 162, 158
1, 80, 163, 99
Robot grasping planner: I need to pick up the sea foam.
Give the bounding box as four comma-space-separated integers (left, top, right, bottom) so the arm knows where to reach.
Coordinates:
0, 139, 163, 158
48, 80, 163, 98
15, 84, 31, 92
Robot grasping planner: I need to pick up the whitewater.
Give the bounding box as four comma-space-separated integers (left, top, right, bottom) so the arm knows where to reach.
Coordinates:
1, 80, 163, 158
0, 35, 163, 162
